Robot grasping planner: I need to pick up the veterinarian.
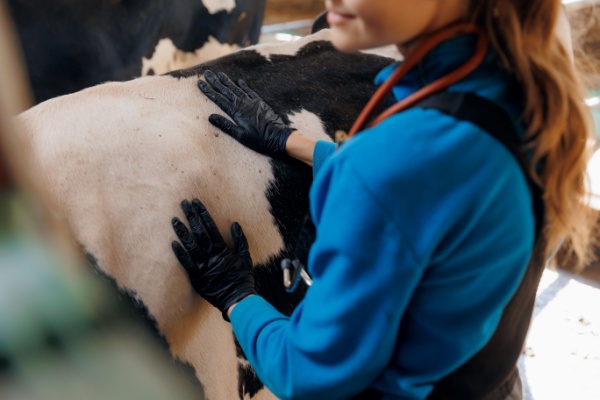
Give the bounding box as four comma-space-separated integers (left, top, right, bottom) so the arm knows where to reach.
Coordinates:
170, 1, 595, 398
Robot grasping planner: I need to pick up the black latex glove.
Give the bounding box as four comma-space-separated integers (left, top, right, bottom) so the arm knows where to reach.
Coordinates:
197, 70, 296, 156
171, 199, 256, 321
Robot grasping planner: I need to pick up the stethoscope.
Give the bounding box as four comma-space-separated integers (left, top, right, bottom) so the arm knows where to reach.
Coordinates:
348, 23, 488, 137
282, 23, 489, 292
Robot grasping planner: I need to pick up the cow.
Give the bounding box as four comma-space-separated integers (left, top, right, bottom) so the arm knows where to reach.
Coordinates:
15, 28, 399, 399
6, 0, 266, 104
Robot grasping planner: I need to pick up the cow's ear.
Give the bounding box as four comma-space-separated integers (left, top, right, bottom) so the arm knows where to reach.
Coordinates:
311, 10, 330, 34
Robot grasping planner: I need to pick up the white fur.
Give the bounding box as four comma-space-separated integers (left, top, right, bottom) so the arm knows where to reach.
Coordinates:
142, 37, 240, 76
254, 30, 328, 60
254, 29, 402, 61
201, 0, 236, 14
288, 109, 331, 141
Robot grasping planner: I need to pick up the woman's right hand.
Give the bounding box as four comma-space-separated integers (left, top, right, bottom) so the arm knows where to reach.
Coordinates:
197, 70, 296, 157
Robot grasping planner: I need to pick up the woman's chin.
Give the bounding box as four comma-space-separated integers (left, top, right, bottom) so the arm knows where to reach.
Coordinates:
329, 33, 364, 53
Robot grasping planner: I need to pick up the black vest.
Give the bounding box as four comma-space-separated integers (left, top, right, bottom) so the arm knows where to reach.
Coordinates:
345, 91, 546, 400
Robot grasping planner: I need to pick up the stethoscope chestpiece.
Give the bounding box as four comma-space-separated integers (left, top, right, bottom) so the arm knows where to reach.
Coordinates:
281, 258, 313, 293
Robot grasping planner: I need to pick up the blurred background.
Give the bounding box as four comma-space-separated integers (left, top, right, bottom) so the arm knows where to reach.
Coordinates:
1, 0, 599, 399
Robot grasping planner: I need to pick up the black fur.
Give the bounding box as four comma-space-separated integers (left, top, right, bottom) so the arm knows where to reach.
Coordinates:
237, 362, 264, 399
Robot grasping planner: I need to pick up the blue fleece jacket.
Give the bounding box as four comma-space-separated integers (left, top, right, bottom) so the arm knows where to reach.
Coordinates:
231, 36, 535, 400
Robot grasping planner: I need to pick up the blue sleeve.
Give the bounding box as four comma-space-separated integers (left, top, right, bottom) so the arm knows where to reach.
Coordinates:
231, 162, 420, 400
312, 140, 336, 178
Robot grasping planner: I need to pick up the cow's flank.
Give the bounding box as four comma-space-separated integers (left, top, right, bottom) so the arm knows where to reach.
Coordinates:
16, 29, 395, 399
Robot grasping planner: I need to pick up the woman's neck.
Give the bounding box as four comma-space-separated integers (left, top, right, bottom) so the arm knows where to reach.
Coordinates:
397, 18, 469, 58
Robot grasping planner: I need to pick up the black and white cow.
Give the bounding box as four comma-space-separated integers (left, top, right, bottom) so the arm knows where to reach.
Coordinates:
7, 0, 266, 103
16, 29, 398, 399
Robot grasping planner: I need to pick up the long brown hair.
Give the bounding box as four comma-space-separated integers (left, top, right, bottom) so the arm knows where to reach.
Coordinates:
468, 0, 597, 270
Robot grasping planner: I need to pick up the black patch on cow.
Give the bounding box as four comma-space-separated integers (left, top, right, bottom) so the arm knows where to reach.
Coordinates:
170, 40, 392, 138
238, 362, 264, 399
168, 0, 265, 54
234, 334, 246, 359
85, 252, 207, 398
7, 0, 265, 103
234, 332, 264, 398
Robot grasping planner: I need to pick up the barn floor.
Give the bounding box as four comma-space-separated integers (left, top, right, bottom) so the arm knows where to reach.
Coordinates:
520, 266, 600, 400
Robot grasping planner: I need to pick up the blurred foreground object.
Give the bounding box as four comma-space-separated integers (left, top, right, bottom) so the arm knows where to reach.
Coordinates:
0, 194, 203, 400
0, 2, 203, 399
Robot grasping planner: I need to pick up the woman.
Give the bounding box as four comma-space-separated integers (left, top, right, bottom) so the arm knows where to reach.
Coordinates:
170, 1, 595, 398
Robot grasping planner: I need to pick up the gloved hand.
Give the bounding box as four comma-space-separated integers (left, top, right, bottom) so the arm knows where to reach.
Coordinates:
197, 70, 296, 156
171, 198, 256, 321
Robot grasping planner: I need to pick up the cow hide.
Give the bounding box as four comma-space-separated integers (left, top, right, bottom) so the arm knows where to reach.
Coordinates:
16, 29, 398, 400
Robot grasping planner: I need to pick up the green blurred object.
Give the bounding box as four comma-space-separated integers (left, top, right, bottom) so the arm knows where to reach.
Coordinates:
0, 192, 204, 400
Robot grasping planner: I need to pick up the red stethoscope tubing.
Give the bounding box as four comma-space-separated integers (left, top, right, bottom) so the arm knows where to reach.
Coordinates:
347, 23, 489, 138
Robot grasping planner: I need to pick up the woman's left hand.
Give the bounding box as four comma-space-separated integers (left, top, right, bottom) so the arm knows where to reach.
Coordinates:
171, 198, 257, 321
